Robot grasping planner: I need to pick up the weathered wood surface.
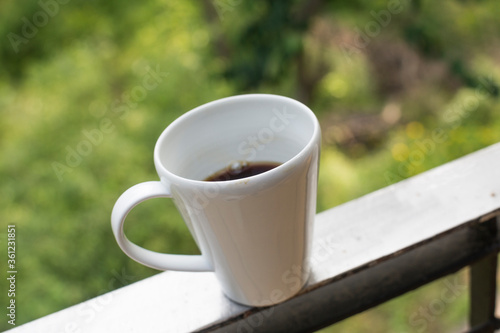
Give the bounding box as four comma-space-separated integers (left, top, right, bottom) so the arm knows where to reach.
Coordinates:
9, 142, 500, 333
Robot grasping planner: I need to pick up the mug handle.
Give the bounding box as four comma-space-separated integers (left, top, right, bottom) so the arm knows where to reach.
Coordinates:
111, 181, 212, 272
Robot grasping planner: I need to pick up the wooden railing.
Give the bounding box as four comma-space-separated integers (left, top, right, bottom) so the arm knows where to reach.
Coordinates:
8, 143, 500, 333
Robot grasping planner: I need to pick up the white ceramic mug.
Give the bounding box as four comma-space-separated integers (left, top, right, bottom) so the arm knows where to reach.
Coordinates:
111, 94, 321, 306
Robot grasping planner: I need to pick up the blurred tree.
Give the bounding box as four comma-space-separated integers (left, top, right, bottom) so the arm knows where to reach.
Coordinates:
203, 0, 326, 103
400, 0, 498, 96
0, 0, 151, 80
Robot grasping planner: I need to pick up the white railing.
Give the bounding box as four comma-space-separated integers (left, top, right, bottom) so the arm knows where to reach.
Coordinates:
8, 142, 500, 333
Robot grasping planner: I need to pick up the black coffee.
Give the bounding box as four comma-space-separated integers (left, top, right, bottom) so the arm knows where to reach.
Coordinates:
204, 161, 281, 182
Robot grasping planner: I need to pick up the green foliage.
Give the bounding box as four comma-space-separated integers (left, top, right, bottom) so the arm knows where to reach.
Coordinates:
221, 0, 307, 90
1, 0, 500, 332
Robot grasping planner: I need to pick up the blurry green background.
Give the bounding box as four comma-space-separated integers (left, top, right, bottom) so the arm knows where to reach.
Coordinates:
1, 0, 500, 332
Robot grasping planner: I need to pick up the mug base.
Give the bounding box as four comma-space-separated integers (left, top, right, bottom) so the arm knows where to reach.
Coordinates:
221, 268, 311, 307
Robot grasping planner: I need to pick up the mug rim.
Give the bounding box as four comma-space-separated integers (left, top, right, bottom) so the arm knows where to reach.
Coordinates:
154, 94, 320, 186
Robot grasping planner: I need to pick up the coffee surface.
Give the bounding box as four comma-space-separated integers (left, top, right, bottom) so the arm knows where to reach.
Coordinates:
205, 161, 281, 182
